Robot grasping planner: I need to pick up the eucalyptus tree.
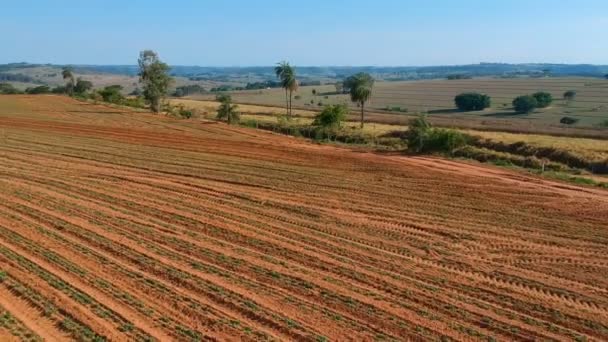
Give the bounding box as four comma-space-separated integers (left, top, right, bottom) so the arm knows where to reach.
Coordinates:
62, 67, 75, 96
138, 50, 172, 113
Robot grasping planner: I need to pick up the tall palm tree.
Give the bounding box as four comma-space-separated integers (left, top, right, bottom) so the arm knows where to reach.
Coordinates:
345, 73, 375, 128
287, 77, 299, 117
62, 67, 75, 96
275, 61, 297, 116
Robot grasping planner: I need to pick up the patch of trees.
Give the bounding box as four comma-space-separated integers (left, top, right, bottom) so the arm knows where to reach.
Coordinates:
300, 80, 322, 87
0, 73, 41, 84
454, 93, 491, 111
245, 81, 281, 90
25, 85, 52, 94
211, 85, 243, 92
173, 84, 206, 97
0, 83, 22, 94
447, 74, 472, 80
512, 92, 553, 114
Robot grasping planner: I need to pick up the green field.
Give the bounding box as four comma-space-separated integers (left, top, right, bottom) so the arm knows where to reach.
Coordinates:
192, 77, 608, 128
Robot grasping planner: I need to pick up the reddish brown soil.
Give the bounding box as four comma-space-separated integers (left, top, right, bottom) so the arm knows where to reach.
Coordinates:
0, 95, 606, 341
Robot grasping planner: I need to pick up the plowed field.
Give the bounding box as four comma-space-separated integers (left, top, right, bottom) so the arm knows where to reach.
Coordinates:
0, 95, 607, 341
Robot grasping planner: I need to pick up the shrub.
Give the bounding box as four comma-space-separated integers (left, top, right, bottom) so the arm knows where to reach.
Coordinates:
406, 114, 468, 154
294, 95, 302, 100
51, 86, 67, 94
99, 85, 125, 103
74, 78, 93, 95
121, 97, 145, 109
0, 83, 22, 94
532, 92, 553, 108
454, 93, 491, 111
560, 117, 579, 125
313, 104, 348, 128
317, 101, 323, 106
25, 85, 51, 94
563, 90, 577, 101
512, 95, 538, 114
216, 94, 240, 124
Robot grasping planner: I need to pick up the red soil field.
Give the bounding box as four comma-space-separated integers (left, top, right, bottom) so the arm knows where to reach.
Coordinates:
0, 95, 607, 341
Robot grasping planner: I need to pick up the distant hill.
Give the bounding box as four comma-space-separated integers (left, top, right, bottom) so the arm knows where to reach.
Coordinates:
2, 62, 607, 81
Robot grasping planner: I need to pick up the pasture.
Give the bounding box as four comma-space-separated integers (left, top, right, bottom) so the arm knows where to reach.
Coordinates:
0, 95, 606, 341
191, 77, 608, 128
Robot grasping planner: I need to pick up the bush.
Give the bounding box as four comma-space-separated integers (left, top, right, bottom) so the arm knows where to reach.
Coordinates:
563, 90, 577, 101
512, 95, 538, 114
121, 97, 145, 109
406, 114, 469, 154
560, 117, 579, 125
454, 93, 491, 111
313, 104, 348, 128
0, 83, 21, 94
99, 85, 125, 103
532, 92, 553, 108
25, 85, 51, 94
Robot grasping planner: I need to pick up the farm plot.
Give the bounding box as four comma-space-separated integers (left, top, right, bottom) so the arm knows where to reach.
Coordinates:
192, 77, 608, 128
0, 95, 607, 341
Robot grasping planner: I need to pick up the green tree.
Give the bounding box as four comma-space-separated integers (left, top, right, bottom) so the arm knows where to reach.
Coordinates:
313, 104, 348, 128
345, 73, 374, 128
62, 66, 75, 96
532, 92, 553, 108
216, 94, 240, 124
99, 85, 125, 103
74, 78, 93, 95
454, 93, 491, 111
512, 95, 538, 114
563, 90, 577, 101
138, 50, 172, 113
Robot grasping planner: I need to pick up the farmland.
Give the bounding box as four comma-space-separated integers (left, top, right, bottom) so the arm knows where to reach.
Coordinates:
190, 77, 608, 131
0, 95, 607, 341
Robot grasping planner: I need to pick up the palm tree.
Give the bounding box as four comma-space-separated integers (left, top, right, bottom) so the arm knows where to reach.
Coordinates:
275, 61, 297, 116
216, 94, 240, 124
287, 77, 299, 117
62, 67, 75, 96
345, 73, 374, 128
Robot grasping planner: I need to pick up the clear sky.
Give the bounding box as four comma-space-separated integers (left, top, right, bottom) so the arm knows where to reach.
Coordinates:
2, 0, 607, 66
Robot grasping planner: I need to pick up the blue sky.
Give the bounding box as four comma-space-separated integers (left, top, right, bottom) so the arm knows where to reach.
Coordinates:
2, 0, 607, 66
